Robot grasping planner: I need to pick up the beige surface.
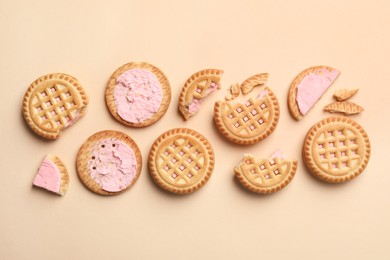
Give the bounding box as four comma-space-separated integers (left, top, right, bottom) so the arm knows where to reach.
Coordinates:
1, 0, 390, 259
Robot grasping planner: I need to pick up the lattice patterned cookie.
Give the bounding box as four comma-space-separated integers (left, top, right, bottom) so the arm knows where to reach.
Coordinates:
288, 66, 340, 120
235, 151, 297, 194
178, 69, 223, 120
148, 128, 214, 194
106, 62, 171, 127
214, 86, 280, 145
303, 117, 371, 183
240, 73, 269, 95
76, 130, 142, 196
23, 73, 88, 139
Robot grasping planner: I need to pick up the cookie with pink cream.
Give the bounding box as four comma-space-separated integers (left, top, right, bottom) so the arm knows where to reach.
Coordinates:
32, 154, 69, 196
76, 130, 142, 196
178, 69, 223, 120
105, 62, 171, 127
288, 66, 340, 120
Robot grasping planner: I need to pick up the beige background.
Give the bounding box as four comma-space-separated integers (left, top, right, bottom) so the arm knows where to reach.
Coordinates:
1, 0, 390, 259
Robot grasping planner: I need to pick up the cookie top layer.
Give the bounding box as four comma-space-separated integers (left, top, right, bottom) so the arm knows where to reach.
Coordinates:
76, 130, 142, 195
234, 151, 297, 194
148, 128, 214, 194
303, 117, 370, 183
106, 62, 171, 127
214, 86, 280, 145
23, 73, 88, 139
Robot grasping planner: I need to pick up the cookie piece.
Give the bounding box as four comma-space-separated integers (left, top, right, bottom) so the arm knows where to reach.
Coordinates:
324, 101, 364, 115
178, 69, 223, 120
214, 86, 280, 145
23, 73, 88, 139
303, 117, 370, 183
235, 150, 297, 194
105, 62, 171, 127
288, 66, 340, 120
33, 154, 69, 196
240, 73, 269, 95
334, 88, 359, 101
76, 130, 142, 196
148, 128, 214, 194
225, 83, 240, 101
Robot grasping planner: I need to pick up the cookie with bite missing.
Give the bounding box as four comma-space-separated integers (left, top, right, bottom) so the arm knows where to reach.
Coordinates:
23, 73, 88, 139
214, 84, 280, 145
105, 62, 171, 127
76, 130, 142, 195
235, 150, 297, 194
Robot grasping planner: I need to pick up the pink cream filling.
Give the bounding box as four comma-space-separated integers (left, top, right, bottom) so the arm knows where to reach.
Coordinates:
114, 68, 163, 123
270, 149, 285, 160
33, 156, 61, 193
88, 138, 137, 192
296, 68, 340, 115
188, 82, 219, 114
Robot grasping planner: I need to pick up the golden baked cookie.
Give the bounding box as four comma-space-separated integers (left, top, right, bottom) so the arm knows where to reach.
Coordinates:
214, 86, 280, 145
105, 62, 171, 127
148, 128, 214, 194
240, 73, 269, 95
23, 73, 88, 139
235, 150, 297, 194
303, 117, 371, 183
32, 154, 69, 196
324, 101, 364, 115
288, 66, 340, 120
76, 130, 142, 196
178, 69, 223, 120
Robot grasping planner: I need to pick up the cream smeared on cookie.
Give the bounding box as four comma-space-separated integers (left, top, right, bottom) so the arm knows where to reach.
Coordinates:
114, 69, 162, 123
188, 82, 219, 114
88, 138, 137, 192
296, 68, 340, 115
33, 156, 61, 193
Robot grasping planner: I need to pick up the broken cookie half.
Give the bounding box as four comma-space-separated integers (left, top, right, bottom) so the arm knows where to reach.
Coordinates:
234, 150, 298, 194
178, 69, 223, 120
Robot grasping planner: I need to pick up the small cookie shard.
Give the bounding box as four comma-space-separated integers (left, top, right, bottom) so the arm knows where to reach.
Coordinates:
240, 73, 269, 95
214, 86, 280, 145
33, 155, 69, 196
76, 130, 142, 196
23, 73, 89, 139
179, 69, 223, 120
148, 128, 214, 194
334, 89, 359, 101
324, 101, 364, 115
105, 62, 171, 128
225, 83, 240, 101
234, 150, 297, 194
303, 117, 371, 183
288, 66, 340, 120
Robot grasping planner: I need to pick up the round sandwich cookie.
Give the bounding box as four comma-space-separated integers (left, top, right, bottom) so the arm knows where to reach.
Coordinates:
214, 83, 280, 145
105, 62, 171, 127
303, 117, 371, 183
178, 68, 223, 120
234, 150, 297, 194
76, 130, 142, 196
23, 73, 89, 139
148, 128, 215, 194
